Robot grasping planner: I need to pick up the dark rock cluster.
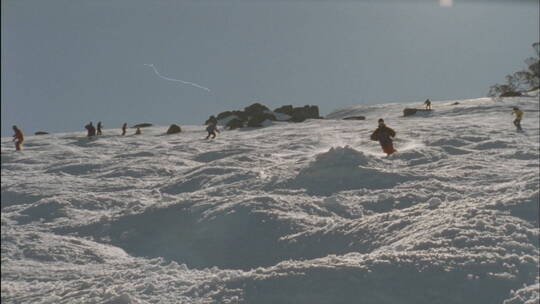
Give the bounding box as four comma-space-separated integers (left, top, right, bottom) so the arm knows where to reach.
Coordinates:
500, 91, 523, 97
166, 124, 182, 134
206, 103, 321, 130
403, 108, 432, 117
133, 123, 153, 128
343, 116, 366, 121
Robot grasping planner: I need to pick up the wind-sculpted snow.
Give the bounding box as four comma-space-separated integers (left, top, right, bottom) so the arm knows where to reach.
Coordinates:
1, 97, 539, 303
289, 146, 413, 195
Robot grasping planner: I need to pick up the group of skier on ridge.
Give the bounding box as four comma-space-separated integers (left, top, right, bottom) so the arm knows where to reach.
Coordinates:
82, 121, 216, 139
84, 122, 141, 137
9, 101, 527, 154
10, 117, 395, 155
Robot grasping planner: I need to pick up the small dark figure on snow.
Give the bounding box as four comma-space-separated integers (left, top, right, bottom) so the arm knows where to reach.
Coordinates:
135, 127, 142, 135
370, 118, 397, 156
97, 122, 103, 135
512, 107, 523, 131
121, 123, 127, 136
205, 123, 220, 139
12, 125, 24, 151
424, 99, 432, 110
85, 122, 96, 137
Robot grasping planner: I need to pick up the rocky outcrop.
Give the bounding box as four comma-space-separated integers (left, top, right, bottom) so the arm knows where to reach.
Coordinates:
217, 111, 248, 122
34, 131, 49, 135
403, 108, 418, 116
404, 108, 432, 117
206, 103, 321, 129
343, 116, 366, 120
226, 118, 244, 130
166, 124, 182, 134
133, 123, 153, 128
500, 91, 522, 97
274, 105, 294, 116
244, 103, 270, 117
247, 112, 276, 127
289, 105, 321, 122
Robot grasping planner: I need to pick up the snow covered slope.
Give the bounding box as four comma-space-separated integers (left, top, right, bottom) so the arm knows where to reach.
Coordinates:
1, 96, 539, 304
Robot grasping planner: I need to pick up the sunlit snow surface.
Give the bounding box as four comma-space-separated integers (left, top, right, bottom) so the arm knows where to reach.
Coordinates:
2, 97, 539, 304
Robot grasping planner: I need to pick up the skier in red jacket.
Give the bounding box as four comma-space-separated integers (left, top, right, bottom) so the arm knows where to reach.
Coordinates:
12, 125, 24, 151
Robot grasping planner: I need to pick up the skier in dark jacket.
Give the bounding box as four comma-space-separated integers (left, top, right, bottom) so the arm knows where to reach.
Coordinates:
85, 122, 96, 137
370, 118, 397, 155
121, 123, 127, 136
205, 123, 220, 139
424, 99, 432, 110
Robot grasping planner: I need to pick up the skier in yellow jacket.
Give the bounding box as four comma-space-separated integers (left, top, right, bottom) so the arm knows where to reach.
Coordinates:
512, 107, 523, 131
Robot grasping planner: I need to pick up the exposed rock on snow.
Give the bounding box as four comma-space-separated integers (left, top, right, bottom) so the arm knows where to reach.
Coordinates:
343, 116, 366, 120
166, 124, 182, 135
403, 108, 433, 117
207, 103, 321, 130
132, 123, 153, 128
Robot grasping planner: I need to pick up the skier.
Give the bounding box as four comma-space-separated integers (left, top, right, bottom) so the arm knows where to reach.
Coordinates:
424, 99, 432, 110
135, 127, 142, 135
121, 123, 127, 136
370, 118, 397, 156
512, 107, 523, 131
12, 125, 24, 151
85, 122, 96, 137
205, 123, 220, 139
97, 121, 103, 135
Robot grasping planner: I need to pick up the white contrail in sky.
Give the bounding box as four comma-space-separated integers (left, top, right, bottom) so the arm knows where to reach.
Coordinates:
143, 64, 211, 92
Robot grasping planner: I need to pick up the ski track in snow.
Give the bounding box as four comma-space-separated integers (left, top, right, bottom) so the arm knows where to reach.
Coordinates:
1, 96, 539, 303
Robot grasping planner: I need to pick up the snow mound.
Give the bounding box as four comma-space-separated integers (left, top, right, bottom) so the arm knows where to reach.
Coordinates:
211, 252, 534, 304
290, 146, 411, 195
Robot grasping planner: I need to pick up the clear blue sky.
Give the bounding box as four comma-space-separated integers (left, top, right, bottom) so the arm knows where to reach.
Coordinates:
2, 0, 539, 136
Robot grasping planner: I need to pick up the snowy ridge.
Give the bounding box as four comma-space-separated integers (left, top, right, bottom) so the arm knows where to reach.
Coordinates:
1, 97, 539, 303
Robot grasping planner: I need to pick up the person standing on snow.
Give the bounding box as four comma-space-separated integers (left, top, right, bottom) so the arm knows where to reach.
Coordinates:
85, 122, 96, 137
97, 121, 103, 135
370, 118, 397, 156
424, 99, 432, 110
12, 125, 24, 151
512, 107, 523, 131
121, 123, 127, 136
205, 123, 220, 139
